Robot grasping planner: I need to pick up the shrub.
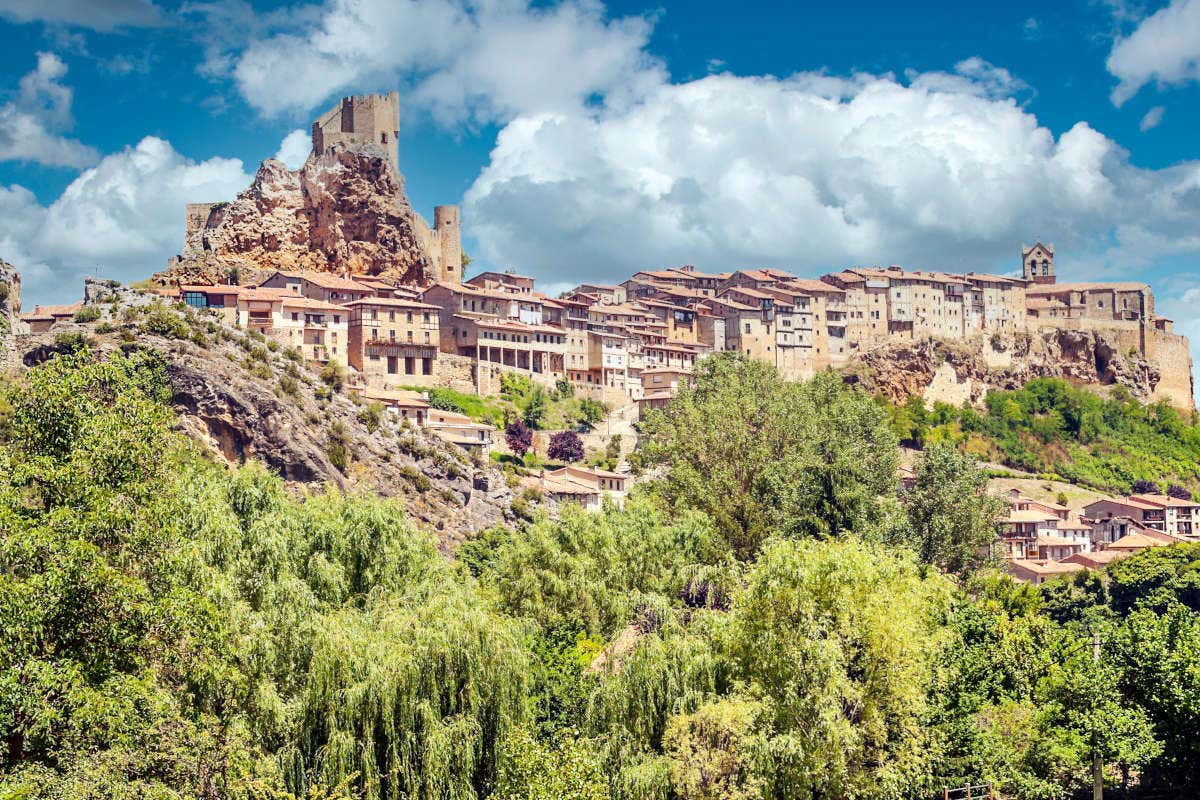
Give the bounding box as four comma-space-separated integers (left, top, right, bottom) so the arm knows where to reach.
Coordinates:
1133, 479, 1160, 494
359, 402, 385, 434
1166, 484, 1194, 500
142, 304, 190, 339
73, 305, 102, 323
505, 420, 533, 457
399, 464, 433, 492
279, 374, 301, 399
320, 361, 345, 392
327, 421, 352, 472
548, 431, 584, 463
248, 362, 273, 381
578, 397, 605, 426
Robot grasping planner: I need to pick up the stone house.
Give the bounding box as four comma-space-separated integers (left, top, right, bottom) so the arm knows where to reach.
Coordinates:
345, 297, 441, 387
1085, 494, 1200, 537
260, 271, 374, 305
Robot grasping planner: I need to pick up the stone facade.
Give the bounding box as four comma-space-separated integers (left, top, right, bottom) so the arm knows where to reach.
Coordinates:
1022, 242, 1055, 284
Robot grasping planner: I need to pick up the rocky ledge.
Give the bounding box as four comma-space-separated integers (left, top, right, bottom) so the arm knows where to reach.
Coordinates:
157, 142, 435, 287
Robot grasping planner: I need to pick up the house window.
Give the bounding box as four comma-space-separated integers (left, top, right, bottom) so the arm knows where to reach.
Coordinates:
183, 292, 208, 308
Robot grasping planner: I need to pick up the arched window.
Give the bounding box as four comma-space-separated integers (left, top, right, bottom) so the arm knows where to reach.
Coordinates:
1041, 260, 1050, 275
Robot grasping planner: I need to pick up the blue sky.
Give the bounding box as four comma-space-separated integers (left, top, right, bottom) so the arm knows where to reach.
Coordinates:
0, 0, 1197, 379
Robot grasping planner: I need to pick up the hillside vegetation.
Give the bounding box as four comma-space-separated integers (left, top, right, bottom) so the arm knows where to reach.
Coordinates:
2, 351, 1199, 799
881, 377, 1200, 496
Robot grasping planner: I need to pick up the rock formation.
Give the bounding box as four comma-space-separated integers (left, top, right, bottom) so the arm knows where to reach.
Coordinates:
12, 280, 513, 545
846, 328, 1174, 407
1, 259, 27, 336
159, 142, 437, 287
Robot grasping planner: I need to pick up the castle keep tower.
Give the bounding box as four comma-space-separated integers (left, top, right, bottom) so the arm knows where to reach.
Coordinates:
1022, 242, 1055, 285
311, 92, 400, 171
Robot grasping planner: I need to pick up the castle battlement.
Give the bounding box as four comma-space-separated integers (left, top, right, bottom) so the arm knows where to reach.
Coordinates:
311, 91, 400, 171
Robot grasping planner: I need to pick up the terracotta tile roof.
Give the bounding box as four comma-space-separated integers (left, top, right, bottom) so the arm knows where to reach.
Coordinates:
280, 296, 346, 312
272, 271, 373, 292
22, 301, 83, 319
363, 388, 430, 408
1010, 559, 1087, 575
1003, 509, 1062, 523
1063, 550, 1130, 567
344, 297, 440, 310
1131, 493, 1200, 509
1108, 532, 1174, 550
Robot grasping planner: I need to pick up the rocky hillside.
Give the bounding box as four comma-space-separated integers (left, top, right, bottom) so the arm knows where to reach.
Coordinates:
11, 279, 512, 544
846, 327, 1176, 407
157, 142, 435, 287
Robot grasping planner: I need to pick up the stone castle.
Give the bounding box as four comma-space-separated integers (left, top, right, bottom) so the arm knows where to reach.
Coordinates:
181, 92, 462, 284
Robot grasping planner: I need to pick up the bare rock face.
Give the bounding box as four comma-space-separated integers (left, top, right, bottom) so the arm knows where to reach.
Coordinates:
1, 260, 28, 337
160, 143, 435, 286
847, 329, 1167, 407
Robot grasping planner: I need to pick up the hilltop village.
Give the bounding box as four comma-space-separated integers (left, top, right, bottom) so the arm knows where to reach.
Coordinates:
11, 92, 1198, 584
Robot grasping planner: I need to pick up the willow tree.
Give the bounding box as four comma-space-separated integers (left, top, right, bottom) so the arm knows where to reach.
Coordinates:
723, 538, 951, 799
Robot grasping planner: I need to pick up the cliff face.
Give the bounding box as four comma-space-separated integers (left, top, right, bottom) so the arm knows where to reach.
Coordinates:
846, 328, 1193, 410
160, 143, 435, 286
1, 259, 25, 334
13, 280, 513, 545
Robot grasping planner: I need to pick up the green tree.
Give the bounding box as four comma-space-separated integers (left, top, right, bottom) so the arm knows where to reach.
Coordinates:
639, 354, 898, 556
900, 441, 1007, 575
724, 538, 951, 799
663, 697, 765, 800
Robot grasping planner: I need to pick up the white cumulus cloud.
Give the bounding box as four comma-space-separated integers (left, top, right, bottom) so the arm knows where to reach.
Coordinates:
227, 0, 662, 124
0, 137, 252, 303
0, 52, 98, 168
465, 65, 1200, 287
274, 128, 311, 168
1107, 0, 1200, 105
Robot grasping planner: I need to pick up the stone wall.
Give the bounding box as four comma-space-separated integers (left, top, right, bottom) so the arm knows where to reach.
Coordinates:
1147, 328, 1195, 410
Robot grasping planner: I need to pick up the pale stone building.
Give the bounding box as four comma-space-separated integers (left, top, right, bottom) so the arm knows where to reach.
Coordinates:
345, 297, 441, 387
1021, 242, 1055, 285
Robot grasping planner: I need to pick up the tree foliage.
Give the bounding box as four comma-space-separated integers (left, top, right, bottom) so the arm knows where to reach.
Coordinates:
639, 354, 899, 555
548, 430, 585, 463
4, 349, 1200, 800
900, 441, 1008, 574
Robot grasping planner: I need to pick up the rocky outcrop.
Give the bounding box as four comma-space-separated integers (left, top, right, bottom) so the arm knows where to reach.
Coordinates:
11, 287, 513, 545
846, 329, 1169, 407
158, 143, 435, 287
1, 259, 27, 336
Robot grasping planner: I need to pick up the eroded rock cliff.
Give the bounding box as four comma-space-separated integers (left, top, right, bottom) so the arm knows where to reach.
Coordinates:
12, 281, 512, 545
846, 328, 1185, 408
159, 143, 435, 286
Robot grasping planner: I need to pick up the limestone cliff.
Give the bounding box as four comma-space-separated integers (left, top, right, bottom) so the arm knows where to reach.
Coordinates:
846, 328, 1194, 410
159, 142, 435, 286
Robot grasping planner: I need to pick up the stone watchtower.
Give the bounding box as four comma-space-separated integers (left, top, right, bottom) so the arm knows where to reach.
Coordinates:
433, 205, 462, 282
311, 91, 400, 171
1021, 242, 1055, 285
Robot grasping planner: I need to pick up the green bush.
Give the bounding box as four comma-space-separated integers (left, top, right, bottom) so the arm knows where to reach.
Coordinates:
73, 305, 102, 323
